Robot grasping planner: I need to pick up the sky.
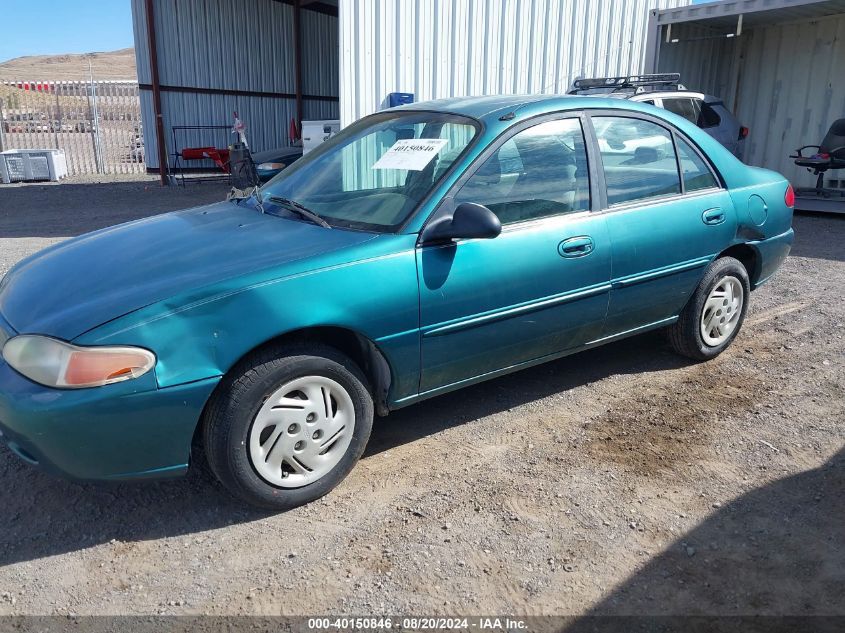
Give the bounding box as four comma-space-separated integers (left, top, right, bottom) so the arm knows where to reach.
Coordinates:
0, 0, 134, 63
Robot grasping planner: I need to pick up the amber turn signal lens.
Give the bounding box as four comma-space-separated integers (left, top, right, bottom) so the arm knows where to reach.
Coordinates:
64, 350, 154, 386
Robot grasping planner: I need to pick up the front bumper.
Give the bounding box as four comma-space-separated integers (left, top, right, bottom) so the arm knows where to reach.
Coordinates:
0, 351, 219, 481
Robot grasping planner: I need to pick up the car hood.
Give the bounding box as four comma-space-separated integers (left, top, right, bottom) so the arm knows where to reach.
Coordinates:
0, 200, 377, 340
252, 147, 303, 164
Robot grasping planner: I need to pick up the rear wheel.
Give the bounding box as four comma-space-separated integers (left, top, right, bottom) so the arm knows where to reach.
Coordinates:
668, 256, 750, 361
204, 344, 373, 510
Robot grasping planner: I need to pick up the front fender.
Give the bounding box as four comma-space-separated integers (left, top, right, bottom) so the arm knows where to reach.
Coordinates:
74, 236, 422, 403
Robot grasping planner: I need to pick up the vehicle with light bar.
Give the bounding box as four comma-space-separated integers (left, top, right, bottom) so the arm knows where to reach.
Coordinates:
0, 94, 793, 509
569, 74, 749, 159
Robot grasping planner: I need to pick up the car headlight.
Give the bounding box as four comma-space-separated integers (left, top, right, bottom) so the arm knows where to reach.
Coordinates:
257, 162, 285, 171
1, 335, 155, 389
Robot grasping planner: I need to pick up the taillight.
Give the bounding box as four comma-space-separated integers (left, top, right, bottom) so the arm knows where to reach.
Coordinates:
785, 184, 795, 208
738, 126, 749, 140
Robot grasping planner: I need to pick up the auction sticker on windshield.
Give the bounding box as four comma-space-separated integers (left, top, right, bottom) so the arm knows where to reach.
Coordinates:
372, 138, 449, 171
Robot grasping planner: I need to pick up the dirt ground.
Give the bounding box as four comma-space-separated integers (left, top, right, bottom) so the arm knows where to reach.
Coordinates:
0, 180, 842, 618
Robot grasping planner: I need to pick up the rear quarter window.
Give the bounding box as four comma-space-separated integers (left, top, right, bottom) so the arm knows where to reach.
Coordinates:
676, 136, 719, 191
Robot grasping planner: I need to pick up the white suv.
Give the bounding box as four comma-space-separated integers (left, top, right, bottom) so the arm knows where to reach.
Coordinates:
569, 74, 748, 160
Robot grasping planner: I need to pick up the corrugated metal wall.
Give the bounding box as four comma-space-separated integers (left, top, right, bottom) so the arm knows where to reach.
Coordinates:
658, 13, 845, 186
131, 0, 339, 170
655, 22, 741, 105
338, 0, 689, 127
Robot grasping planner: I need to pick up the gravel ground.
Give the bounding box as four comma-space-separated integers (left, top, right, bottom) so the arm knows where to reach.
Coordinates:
0, 181, 842, 617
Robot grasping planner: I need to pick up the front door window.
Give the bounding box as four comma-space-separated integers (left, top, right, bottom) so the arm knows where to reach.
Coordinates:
454, 118, 590, 223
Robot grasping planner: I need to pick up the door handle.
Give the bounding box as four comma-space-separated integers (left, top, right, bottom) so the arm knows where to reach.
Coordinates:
558, 235, 594, 258
702, 207, 726, 225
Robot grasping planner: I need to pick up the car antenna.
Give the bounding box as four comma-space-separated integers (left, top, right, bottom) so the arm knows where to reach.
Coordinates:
498, 96, 550, 122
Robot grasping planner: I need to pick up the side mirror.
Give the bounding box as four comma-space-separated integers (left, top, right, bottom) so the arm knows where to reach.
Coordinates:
421, 202, 502, 245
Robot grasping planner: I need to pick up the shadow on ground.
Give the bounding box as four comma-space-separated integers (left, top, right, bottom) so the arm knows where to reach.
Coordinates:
790, 211, 845, 263
364, 331, 690, 458
564, 448, 844, 628
0, 332, 689, 567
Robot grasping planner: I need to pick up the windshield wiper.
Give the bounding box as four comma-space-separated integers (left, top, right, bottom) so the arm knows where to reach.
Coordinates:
266, 195, 331, 229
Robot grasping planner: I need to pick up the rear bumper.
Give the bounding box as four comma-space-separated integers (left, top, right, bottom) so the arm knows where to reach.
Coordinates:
0, 358, 219, 481
751, 227, 794, 288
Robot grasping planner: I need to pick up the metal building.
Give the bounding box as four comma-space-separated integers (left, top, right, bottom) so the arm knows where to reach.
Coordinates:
132, 0, 687, 179
645, 0, 845, 194
131, 0, 340, 176
339, 0, 688, 125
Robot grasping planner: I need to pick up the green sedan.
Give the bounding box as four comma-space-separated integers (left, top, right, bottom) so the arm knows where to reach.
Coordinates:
0, 95, 794, 509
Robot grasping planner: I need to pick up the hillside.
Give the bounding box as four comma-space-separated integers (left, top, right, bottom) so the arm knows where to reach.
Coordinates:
0, 48, 137, 81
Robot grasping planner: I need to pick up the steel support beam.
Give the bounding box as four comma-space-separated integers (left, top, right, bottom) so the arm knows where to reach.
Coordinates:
144, 0, 169, 185
293, 0, 304, 138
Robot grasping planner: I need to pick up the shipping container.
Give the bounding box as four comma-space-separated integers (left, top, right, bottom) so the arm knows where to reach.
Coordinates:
645, 0, 845, 208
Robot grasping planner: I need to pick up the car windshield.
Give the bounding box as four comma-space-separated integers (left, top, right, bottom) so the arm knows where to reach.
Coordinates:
259, 111, 480, 231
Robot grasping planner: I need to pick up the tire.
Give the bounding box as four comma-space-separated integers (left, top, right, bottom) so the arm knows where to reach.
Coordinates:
668, 256, 750, 361
203, 343, 373, 510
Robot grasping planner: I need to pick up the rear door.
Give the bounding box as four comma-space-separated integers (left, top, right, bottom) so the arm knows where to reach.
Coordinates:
588, 112, 736, 337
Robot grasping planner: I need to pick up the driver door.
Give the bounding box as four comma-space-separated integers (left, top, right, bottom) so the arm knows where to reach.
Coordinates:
416, 115, 612, 394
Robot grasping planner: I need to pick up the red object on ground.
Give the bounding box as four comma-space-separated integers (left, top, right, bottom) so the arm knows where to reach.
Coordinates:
181, 147, 231, 173
289, 117, 299, 143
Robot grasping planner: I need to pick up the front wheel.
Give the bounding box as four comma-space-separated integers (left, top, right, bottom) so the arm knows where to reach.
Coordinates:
668, 256, 750, 361
203, 344, 373, 510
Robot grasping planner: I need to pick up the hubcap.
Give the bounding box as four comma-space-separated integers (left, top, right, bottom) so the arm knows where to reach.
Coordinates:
700, 275, 744, 347
248, 375, 355, 488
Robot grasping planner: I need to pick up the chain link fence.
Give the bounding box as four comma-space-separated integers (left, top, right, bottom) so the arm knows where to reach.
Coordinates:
0, 79, 145, 177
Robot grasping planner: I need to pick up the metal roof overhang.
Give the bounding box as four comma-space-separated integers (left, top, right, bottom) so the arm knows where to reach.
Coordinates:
657, 0, 845, 30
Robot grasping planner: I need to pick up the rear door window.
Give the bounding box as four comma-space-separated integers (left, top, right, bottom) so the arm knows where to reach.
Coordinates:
592, 116, 680, 205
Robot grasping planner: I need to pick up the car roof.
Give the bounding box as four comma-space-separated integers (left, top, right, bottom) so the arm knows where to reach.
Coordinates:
394, 94, 664, 123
